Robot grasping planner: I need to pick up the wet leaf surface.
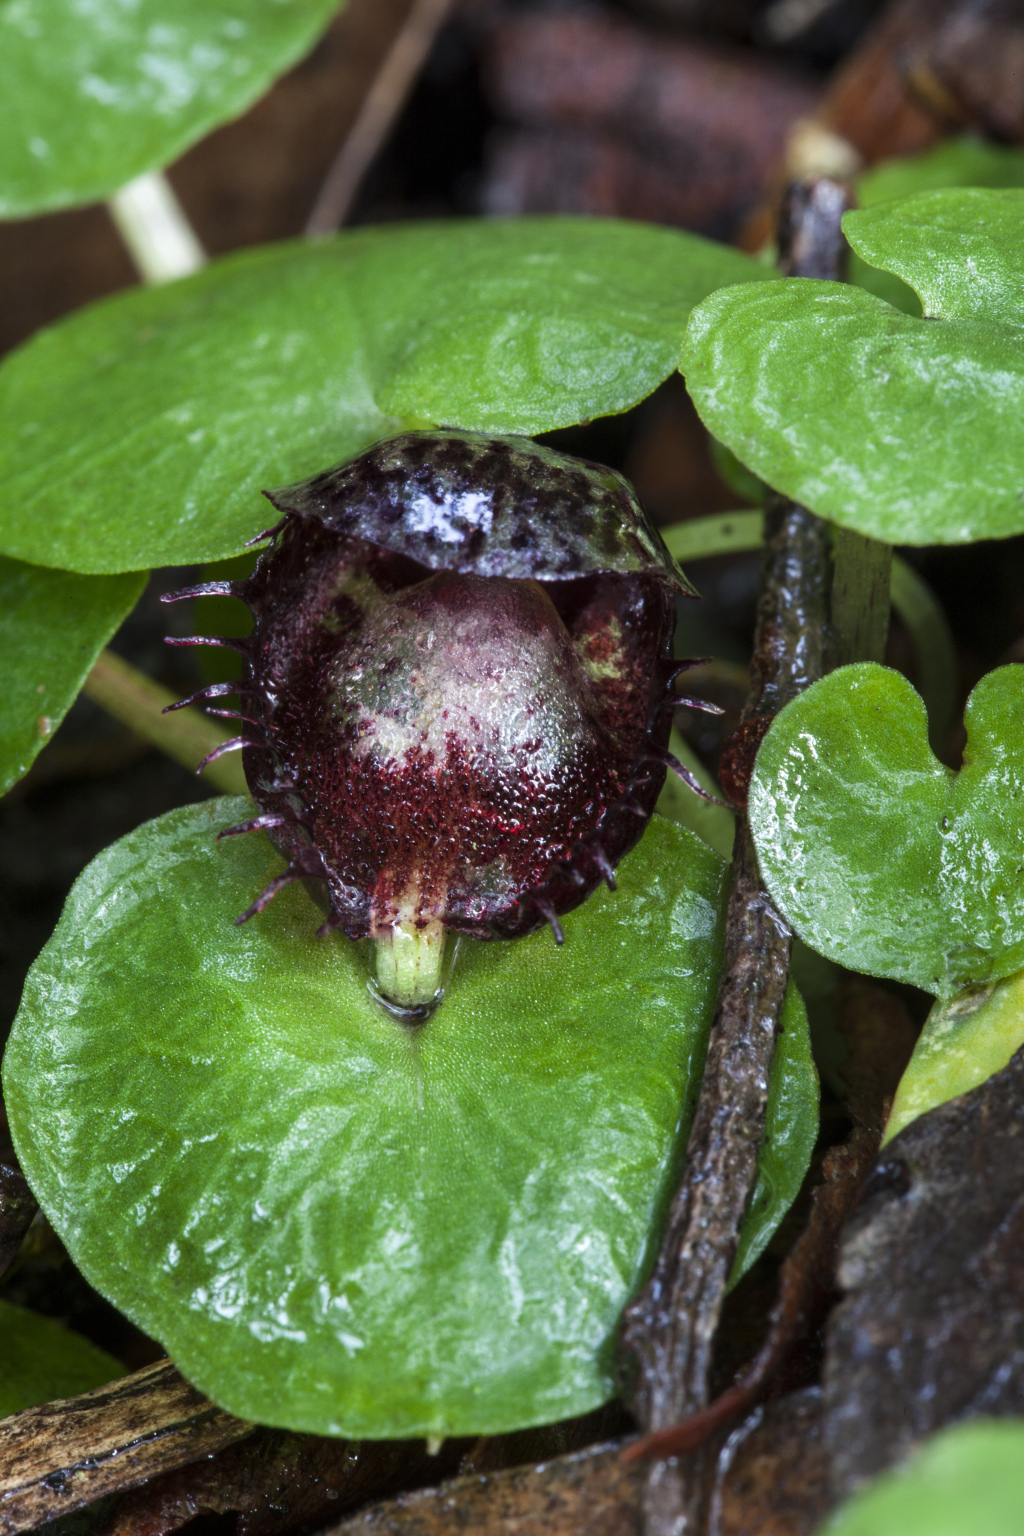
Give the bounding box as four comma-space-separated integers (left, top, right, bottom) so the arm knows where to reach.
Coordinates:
848, 186, 1024, 325
748, 663, 1024, 998
0, 221, 773, 575
823, 1044, 1024, 1499
4, 803, 816, 1438
0, 0, 340, 217
0, 558, 145, 796
682, 189, 1024, 545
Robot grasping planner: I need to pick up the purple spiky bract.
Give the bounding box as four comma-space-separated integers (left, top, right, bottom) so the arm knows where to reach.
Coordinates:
171, 431, 698, 945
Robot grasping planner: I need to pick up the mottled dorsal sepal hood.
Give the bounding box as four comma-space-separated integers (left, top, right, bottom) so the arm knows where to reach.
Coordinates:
263, 429, 696, 596
167, 431, 710, 1015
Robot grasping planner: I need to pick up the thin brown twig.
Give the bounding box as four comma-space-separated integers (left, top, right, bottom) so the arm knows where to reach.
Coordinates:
621, 1116, 880, 1465
619, 499, 832, 1536
618, 179, 852, 1536
305, 0, 453, 237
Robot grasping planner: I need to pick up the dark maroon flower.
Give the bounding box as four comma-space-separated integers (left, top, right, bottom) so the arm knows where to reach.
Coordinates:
165, 431, 713, 1012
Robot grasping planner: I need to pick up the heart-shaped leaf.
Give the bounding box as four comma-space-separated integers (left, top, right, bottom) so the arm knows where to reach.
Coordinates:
0, 0, 340, 218
748, 663, 1024, 998
681, 189, 1024, 545
0, 556, 145, 796
0, 1299, 125, 1416
0, 220, 775, 575
4, 801, 814, 1438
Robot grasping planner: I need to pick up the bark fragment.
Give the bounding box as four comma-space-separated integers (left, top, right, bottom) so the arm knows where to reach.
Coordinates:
322, 1443, 645, 1536
0, 1361, 253, 1536
96, 1432, 467, 1536
824, 1042, 1024, 1501
707, 1389, 830, 1536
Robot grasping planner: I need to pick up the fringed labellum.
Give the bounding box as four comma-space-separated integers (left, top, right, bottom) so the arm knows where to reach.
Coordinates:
168, 431, 708, 1014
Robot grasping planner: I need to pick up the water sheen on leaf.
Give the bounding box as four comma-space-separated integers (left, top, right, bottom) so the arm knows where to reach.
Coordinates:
748, 663, 1024, 998
0, 1298, 125, 1416
4, 801, 813, 1438
682, 189, 1024, 545
0, 220, 776, 575
0, 557, 145, 795
0, 0, 341, 218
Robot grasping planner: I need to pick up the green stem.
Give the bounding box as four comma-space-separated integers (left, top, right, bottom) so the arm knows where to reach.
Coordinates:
890, 557, 960, 748
107, 171, 206, 286
830, 526, 892, 667
82, 649, 247, 797
662, 513, 957, 744
374, 921, 447, 1012
660, 509, 764, 564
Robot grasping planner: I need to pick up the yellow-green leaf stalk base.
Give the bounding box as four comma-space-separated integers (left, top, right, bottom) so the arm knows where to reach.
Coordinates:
374, 920, 447, 1013
884, 967, 1024, 1144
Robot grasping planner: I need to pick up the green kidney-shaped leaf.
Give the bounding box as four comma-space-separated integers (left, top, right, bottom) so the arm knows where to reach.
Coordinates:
0, 1299, 125, 1417
682, 189, 1024, 545
0, 1, 340, 219
858, 137, 1024, 212
4, 801, 813, 1438
0, 557, 145, 796
851, 137, 1024, 316
0, 219, 775, 575
825, 1419, 1024, 1536
848, 187, 1024, 325
748, 663, 1024, 999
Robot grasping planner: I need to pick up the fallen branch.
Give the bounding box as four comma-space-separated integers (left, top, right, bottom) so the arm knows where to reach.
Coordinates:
97, 1430, 467, 1536
0, 1361, 253, 1536
620, 495, 831, 1534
